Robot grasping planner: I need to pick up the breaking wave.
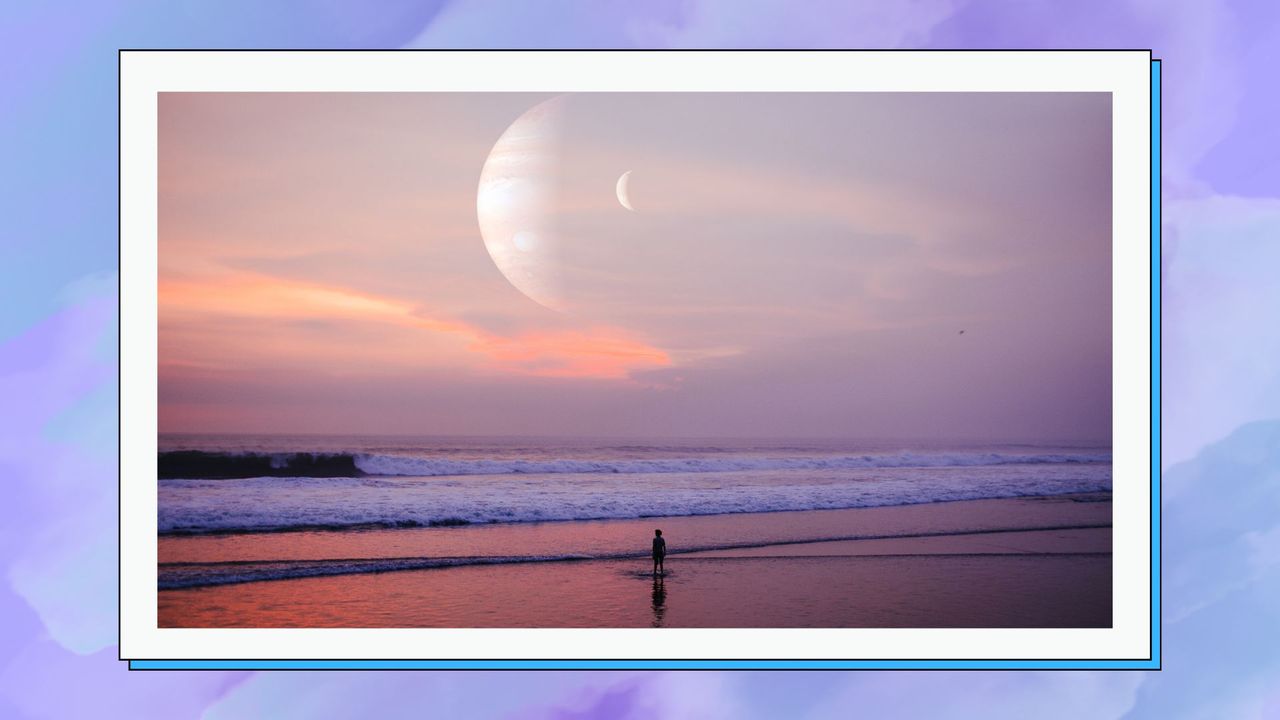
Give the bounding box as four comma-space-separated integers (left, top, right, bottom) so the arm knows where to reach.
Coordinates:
159, 449, 1111, 480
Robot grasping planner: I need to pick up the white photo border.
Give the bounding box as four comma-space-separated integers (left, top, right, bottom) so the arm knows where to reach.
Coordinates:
120, 50, 1156, 668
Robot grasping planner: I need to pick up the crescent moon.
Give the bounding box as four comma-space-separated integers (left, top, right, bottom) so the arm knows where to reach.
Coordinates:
616, 170, 636, 212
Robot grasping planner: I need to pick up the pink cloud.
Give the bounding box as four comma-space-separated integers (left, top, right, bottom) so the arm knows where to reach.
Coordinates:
159, 274, 671, 383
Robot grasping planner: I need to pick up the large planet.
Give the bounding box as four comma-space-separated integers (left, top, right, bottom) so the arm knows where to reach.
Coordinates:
476, 97, 567, 311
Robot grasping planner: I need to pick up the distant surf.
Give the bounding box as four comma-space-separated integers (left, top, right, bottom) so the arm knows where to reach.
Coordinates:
159, 449, 1111, 480
158, 465, 1111, 535
157, 437, 1113, 537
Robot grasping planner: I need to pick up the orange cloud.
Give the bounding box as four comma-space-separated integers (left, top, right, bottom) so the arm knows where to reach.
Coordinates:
474, 330, 672, 380
159, 275, 670, 380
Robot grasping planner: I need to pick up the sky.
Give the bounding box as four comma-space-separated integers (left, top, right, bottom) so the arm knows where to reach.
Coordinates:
158, 92, 1111, 441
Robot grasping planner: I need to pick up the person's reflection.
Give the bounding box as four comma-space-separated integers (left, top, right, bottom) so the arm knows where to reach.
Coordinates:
651, 575, 668, 627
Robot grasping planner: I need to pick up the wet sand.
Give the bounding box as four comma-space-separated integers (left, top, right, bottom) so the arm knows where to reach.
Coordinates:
158, 493, 1111, 628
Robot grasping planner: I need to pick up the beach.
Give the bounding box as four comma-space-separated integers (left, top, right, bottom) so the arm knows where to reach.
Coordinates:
159, 492, 1111, 628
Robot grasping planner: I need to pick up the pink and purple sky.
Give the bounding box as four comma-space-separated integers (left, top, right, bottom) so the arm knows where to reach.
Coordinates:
159, 92, 1111, 441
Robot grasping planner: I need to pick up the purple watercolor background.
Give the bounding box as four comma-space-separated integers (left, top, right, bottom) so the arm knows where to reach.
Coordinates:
3, 1, 1279, 717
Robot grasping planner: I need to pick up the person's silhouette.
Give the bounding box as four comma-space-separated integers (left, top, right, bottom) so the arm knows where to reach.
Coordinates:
652, 528, 666, 576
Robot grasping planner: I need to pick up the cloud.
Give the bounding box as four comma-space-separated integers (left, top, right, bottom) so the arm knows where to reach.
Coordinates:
159, 273, 670, 382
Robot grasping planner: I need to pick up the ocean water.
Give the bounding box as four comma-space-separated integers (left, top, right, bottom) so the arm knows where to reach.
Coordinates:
157, 434, 1112, 536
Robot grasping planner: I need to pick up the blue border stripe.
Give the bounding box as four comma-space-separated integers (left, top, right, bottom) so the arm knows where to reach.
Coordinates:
133, 60, 1163, 673
132, 659, 1161, 671
1150, 59, 1162, 667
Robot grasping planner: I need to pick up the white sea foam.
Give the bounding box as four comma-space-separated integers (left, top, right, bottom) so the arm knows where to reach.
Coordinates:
349, 451, 1110, 478
158, 462, 1112, 535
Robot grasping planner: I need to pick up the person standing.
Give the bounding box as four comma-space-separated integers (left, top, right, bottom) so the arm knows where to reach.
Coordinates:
652, 528, 667, 576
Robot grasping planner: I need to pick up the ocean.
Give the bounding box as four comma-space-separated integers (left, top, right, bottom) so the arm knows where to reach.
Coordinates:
156, 434, 1113, 621
158, 434, 1111, 536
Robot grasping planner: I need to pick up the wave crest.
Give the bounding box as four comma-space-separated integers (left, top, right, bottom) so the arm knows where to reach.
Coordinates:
159, 449, 1111, 480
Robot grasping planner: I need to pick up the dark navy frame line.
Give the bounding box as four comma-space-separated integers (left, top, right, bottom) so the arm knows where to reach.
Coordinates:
119, 51, 1161, 671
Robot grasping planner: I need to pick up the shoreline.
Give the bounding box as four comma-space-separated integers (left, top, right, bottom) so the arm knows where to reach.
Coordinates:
157, 488, 1112, 538
159, 492, 1112, 565
159, 492, 1111, 628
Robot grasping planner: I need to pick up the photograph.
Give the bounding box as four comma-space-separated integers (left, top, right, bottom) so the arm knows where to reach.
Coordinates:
155, 90, 1113, 629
